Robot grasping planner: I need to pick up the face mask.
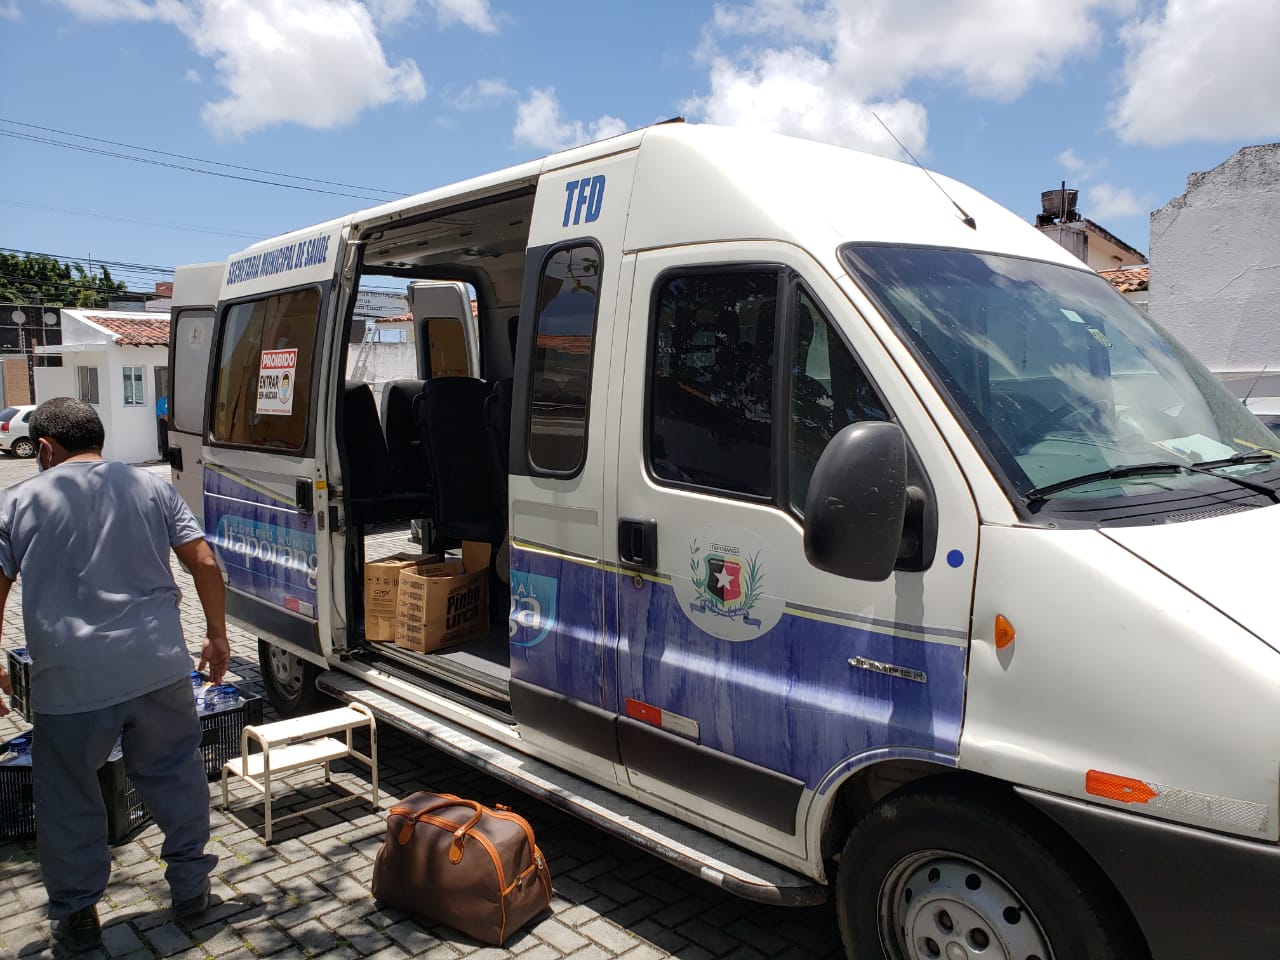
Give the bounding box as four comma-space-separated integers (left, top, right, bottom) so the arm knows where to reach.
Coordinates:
36, 443, 49, 473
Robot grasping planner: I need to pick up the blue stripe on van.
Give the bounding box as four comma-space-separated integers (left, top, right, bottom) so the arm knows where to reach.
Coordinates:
204, 466, 319, 618
508, 542, 965, 791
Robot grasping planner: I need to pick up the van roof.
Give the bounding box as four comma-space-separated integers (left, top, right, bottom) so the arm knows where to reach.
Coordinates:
215, 122, 1082, 273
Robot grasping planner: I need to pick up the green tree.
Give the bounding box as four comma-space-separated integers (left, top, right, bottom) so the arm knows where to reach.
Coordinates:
0, 252, 128, 308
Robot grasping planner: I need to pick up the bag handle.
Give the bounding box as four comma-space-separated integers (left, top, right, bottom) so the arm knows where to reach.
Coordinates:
392, 795, 486, 863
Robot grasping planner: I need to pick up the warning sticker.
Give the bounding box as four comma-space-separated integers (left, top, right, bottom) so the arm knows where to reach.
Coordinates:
256, 348, 298, 416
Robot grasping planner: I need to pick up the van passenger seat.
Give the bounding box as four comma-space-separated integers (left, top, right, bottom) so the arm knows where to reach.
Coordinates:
380, 379, 431, 493
416, 377, 506, 545
343, 381, 432, 525
484, 378, 513, 525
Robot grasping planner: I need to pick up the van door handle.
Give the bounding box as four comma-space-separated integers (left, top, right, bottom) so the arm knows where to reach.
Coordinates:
618, 518, 657, 570
295, 479, 314, 515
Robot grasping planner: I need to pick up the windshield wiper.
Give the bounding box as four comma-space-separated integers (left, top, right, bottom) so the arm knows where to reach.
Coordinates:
1027, 455, 1280, 504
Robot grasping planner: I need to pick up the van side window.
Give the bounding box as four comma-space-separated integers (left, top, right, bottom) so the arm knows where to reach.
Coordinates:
527, 244, 601, 474
210, 288, 320, 451
788, 288, 890, 513
171, 308, 213, 434
649, 270, 780, 497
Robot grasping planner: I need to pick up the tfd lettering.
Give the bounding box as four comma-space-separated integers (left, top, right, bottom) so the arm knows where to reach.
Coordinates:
562, 175, 606, 227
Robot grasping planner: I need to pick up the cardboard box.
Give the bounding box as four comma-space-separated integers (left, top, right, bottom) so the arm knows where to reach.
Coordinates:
395, 541, 490, 653
365, 553, 438, 642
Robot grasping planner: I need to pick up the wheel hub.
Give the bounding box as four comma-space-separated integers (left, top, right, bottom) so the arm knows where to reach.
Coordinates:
267, 646, 304, 697
883, 853, 1051, 960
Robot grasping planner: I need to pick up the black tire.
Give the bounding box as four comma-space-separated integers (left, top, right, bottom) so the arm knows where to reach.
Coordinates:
836, 784, 1146, 960
12, 437, 35, 459
258, 638, 329, 717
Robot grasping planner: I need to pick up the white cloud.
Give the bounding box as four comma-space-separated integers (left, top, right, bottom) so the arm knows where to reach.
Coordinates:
366, 0, 496, 31
1113, 0, 1280, 145
686, 0, 1130, 157
690, 47, 927, 157
447, 78, 515, 111
184, 67, 201, 84
0, 0, 20, 21
55, 0, 499, 137
514, 88, 627, 152
1057, 148, 1104, 181
1085, 183, 1152, 220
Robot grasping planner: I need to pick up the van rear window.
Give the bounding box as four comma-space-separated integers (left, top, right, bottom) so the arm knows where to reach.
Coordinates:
210, 288, 320, 452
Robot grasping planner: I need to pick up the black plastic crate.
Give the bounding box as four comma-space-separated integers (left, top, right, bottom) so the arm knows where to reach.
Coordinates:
195, 686, 263, 780
0, 732, 35, 840
100, 741, 150, 844
6, 648, 31, 723
0, 733, 149, 844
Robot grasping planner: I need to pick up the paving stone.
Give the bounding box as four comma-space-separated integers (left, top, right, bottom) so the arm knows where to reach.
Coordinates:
578, 919, 638, 954
530, 918, 587, 953
195, 927, 248, 957
101, 921, 146, 956
333, 919, 392, 955
291, 917, 341, 953
144, 921, 195, 956
237, 920, 294, 956
674, 918, 738, 955
384, 919, 441, 954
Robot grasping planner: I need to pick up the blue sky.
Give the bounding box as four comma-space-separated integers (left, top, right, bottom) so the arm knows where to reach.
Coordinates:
2, 0, 1278, 295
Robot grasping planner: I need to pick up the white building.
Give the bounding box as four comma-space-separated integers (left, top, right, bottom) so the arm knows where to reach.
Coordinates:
34, 310, 169, 464
1148, 143, 1280, 401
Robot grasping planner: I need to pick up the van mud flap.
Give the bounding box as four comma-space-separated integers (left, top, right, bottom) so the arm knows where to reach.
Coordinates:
317, 669, 825, 907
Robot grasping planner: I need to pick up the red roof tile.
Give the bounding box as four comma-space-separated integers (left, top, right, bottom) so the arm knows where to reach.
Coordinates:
83, 314, 171, 346
1098, 266, 1149, 294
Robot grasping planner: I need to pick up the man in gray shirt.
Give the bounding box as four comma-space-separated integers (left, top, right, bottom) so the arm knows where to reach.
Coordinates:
0, 398, 229, 952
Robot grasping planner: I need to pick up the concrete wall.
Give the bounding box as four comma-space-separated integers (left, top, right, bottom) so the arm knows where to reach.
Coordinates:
1149, 143, 1280, 397
345, 320, 419, 414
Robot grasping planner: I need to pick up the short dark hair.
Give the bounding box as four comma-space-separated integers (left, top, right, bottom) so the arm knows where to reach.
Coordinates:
30, 397, 105, 454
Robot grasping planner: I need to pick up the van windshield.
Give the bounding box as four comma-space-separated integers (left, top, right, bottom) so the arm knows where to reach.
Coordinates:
840, 244, 1280, 506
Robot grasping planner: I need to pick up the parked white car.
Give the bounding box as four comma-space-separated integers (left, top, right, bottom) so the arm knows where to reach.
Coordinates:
0, 405, 37, 458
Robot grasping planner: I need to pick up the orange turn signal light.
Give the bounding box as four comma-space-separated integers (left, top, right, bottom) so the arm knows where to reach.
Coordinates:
994, 615, 1015, 650
1085, 769, 1158, 804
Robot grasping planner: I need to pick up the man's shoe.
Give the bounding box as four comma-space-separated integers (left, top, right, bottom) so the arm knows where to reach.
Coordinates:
173, 880, 210, 920
52, 905, 101, 953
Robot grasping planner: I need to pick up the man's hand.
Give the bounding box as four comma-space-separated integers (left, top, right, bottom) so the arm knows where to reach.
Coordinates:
198, 634, 231, 685
0, 666, 10, 717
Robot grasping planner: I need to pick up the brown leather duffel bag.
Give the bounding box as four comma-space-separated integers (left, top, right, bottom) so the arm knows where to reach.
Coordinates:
371, 791, 552, 945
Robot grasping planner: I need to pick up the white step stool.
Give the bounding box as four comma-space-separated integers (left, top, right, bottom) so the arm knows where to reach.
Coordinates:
220, 703, 378, 842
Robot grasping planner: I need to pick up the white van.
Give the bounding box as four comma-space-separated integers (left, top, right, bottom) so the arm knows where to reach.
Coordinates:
167, 122, 1280, 960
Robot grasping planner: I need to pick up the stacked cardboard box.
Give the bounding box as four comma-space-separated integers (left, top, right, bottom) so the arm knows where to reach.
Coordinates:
395, 541, 490, 653
364, 553, 439, 642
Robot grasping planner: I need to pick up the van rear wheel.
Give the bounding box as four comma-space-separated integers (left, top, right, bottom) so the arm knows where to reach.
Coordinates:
836, 784, 1146, 960
258, 639, 328, 717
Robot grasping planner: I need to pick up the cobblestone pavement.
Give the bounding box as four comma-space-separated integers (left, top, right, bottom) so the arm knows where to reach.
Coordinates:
0, 454, 844, 959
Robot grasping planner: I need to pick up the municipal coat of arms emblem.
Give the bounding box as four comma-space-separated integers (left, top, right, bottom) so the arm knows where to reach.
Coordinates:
689, 539, 763, 628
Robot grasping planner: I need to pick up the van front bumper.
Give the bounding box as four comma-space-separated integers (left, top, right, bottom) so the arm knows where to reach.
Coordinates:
1020, 787, 1280, 960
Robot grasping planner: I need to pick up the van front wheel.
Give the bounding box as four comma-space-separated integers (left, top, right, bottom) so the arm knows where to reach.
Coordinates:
258, 639, 328, 717
836, 785, 1145, 960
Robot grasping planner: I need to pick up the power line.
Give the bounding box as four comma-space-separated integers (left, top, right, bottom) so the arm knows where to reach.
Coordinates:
0, 118, 408, 198
0, 247, 173, 275
0, 197, 266, 241
1, 127, 400, 203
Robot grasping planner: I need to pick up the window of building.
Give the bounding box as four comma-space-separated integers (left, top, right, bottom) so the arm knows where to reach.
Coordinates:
788, 287, 890, 513
76, 365, 100, 405
648, 269, 780, 498
527, 244, 601, 474
210, 288, 321, 451
122, 365, 145, 406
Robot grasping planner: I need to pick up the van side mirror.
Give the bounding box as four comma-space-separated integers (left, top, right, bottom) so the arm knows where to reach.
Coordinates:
803, 421, 908, 582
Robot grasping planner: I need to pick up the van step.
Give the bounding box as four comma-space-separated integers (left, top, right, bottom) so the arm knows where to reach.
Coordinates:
316, 669, 826, 907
